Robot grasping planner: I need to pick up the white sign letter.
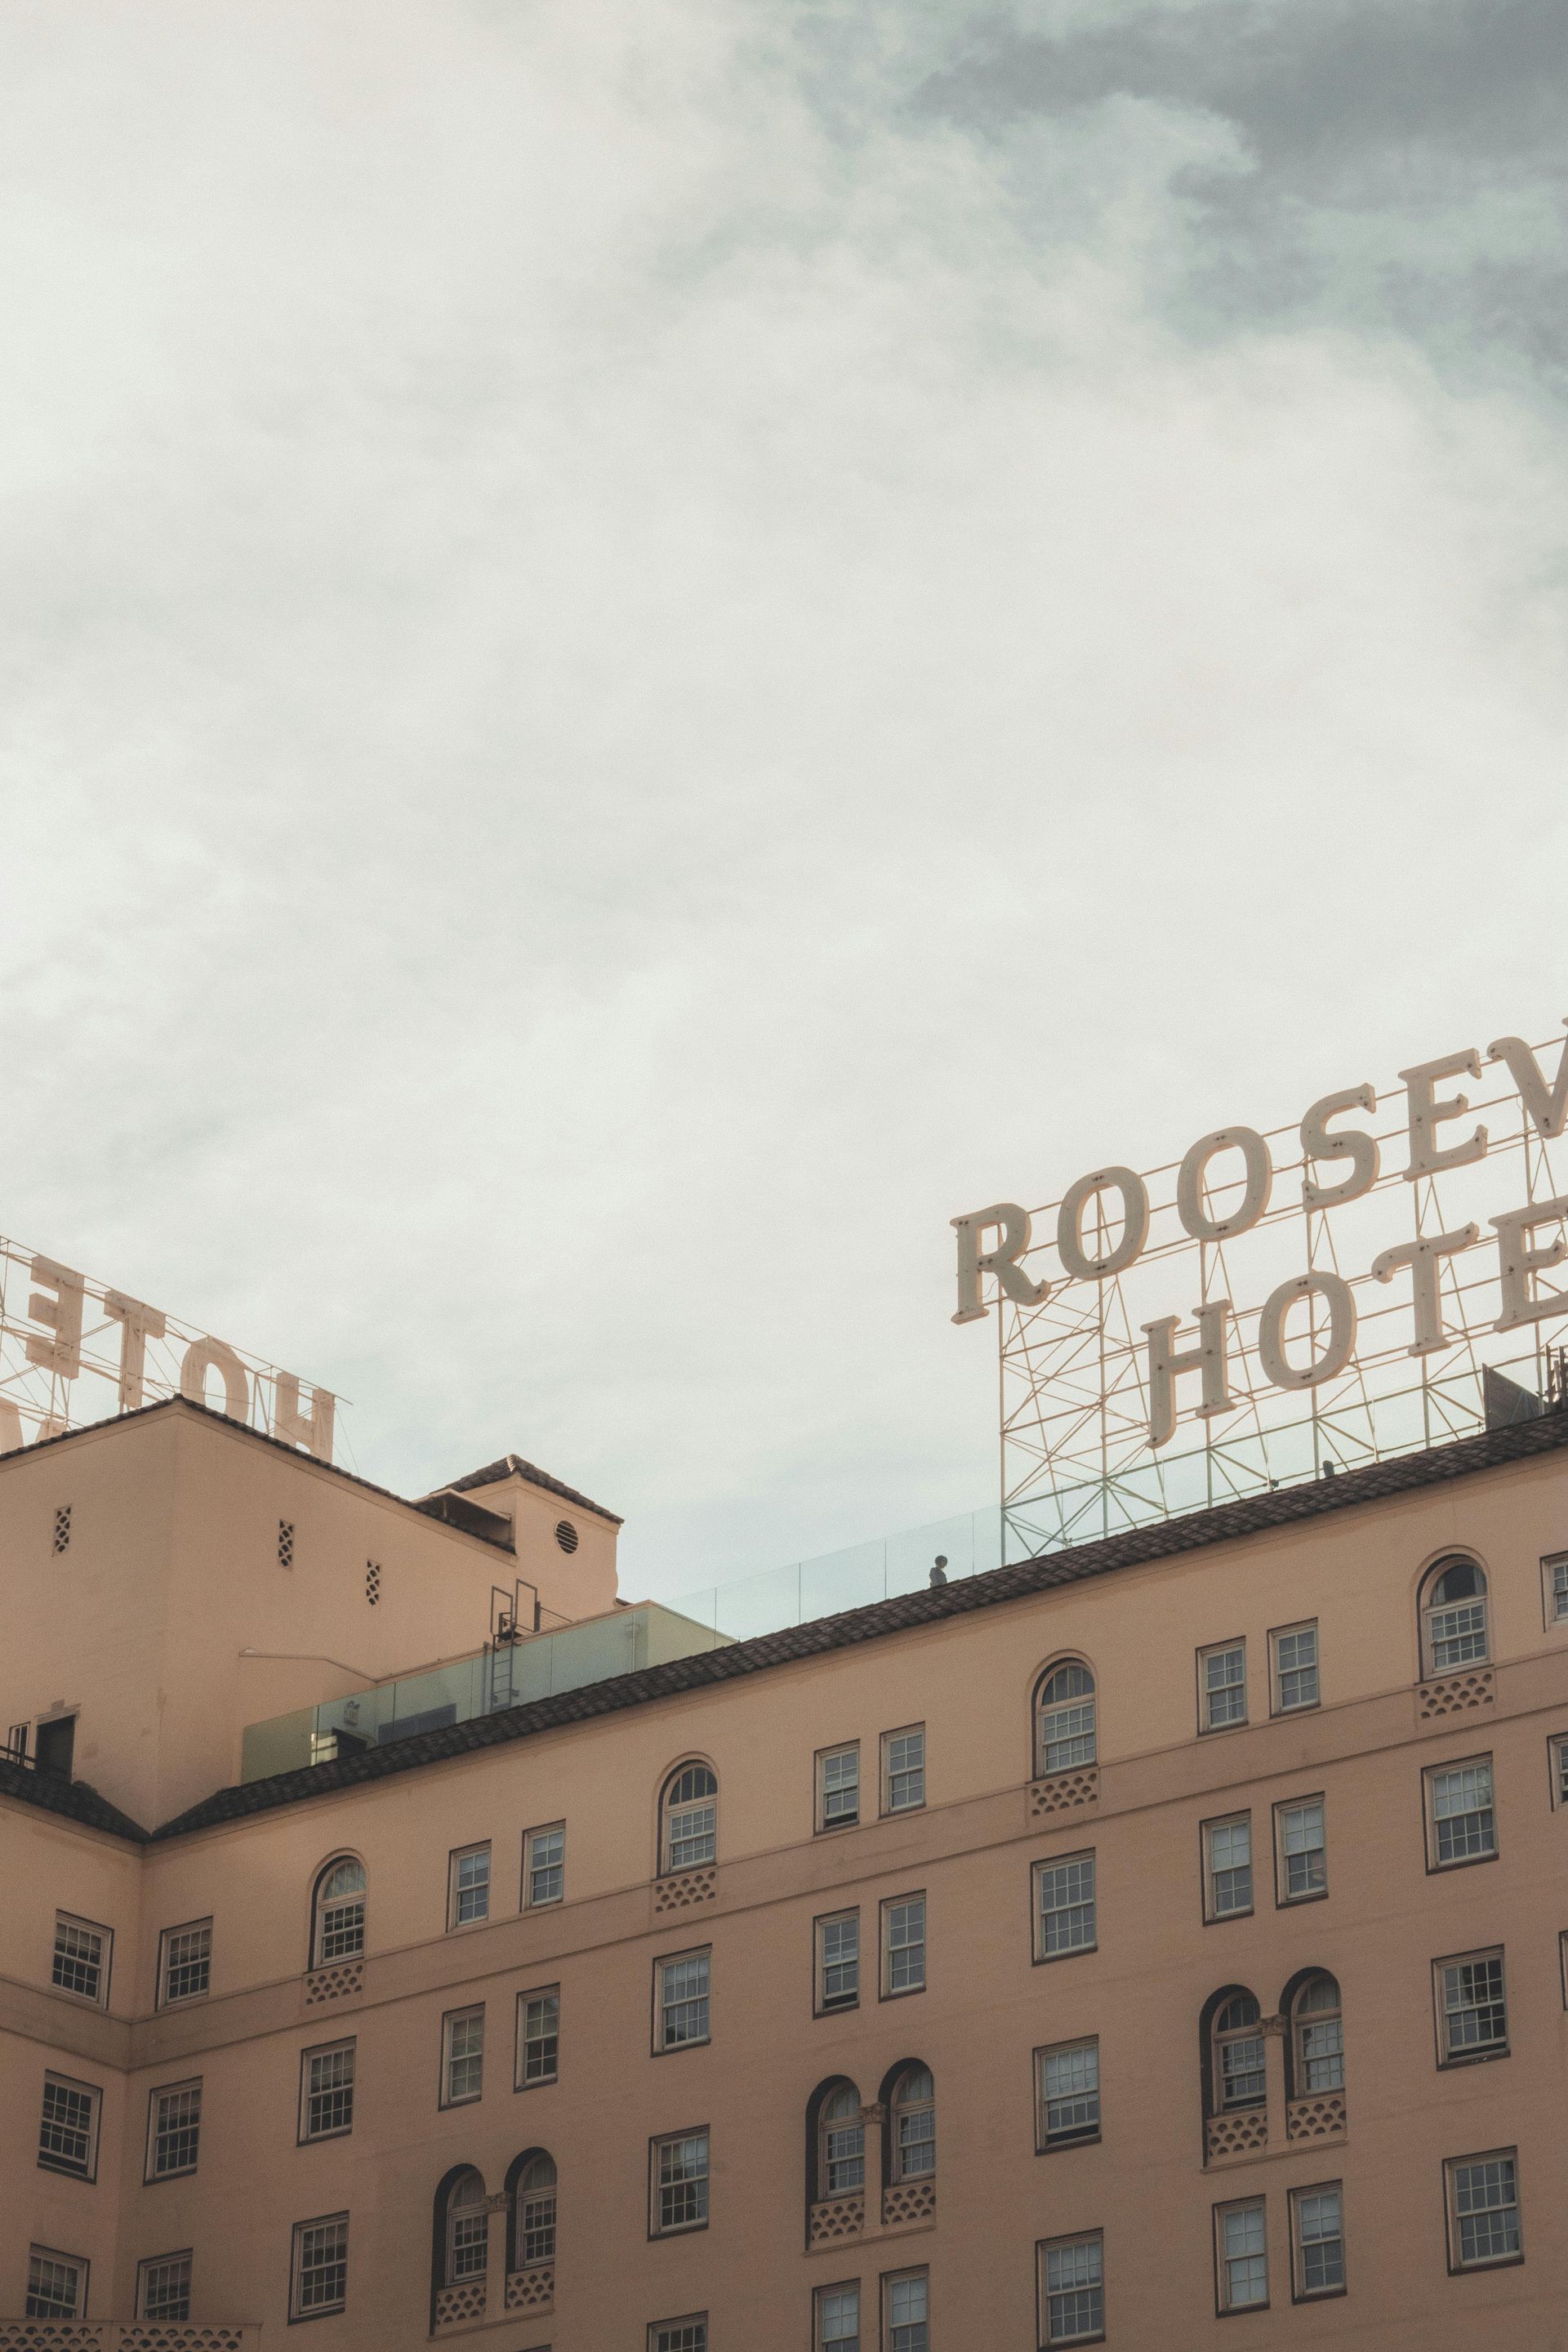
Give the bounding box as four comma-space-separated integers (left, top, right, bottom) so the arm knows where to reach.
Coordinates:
24, 1256, 85, 1380
180, 1336, 250, 1422
1257, 1272, 1357, 1391
1401, 1049, 1486, 1180
1300, 1084, 1379, 1209
1056, 1167, 1151, 1281
1176, 1129, 1272, 1243
951, 1205, 1049, 1325
103, 1290, 167, 1410
1489, 1024, 1568, 1142
1491, 1196, 1568, 1333
1141, 1302, 1236, 1447
274, 1373, 335, 1462
1370, 1224, 1481, 1354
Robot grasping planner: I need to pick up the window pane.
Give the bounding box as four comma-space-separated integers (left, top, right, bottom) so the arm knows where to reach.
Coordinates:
1208, 1818, 1252, 1916
1222, 2203, 1267, 2306
657, 2132, 710, 2230
1441, 1955, 1507, 2056
150, 2084, 201, 2179
305, 2044, 355, 2138
884, 1898, 926, 1992
1045, 2234, 1105, 2344
1453, 2155, 1521, 2265
295, 2217, 348, 2314
521, 1990, 560, 2082
1295, 2187, 1344, 2295
660, 1953, 710, 2047
820, 1913, 859, 2009
162, 1922, 212, 2002
1432, 1763, 1496, 1863
139, 2255, 192, 2322
1204, 1645, 1246, 1726
1274, 1624, 1319, 1710
528, 1828, 564, 1905
445, 2010, 483, 2101
453, 1848, 490, 1923
39, 2078, 96, 2176
887, 2271, 929, 2352
27, 2251, 85, 2320
1038, 1855, 1096, 1955
51, 1918, 105, 2002
818, 2283, 860, 2349
821, 1748, 860, 1825
1280, 1801, 1326, 1899
1429, 1597, 1488, 1670
884, 1729, 925, 1812
1040, 2041, 1100, 2141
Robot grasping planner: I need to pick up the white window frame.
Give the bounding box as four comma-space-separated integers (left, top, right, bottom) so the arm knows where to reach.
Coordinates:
1272, 1795, 1327, 1905
1543, 1550, 1568, 1630
1444, 2148, 1521, 2272
1433, 1948, 1508, 2066
136, 2252, 193, 2322
1034, 1852, 1097, 1961
1037, 2230, 1105, 2346
1421, 1556, 1490, 1677
1550, 1733, 1568, 1809
817, 1742, 862, 1833
440, 2005, 484, 2108
661, 1765, 718, 1875
51, 1912, 112, 2008
1202, 1812, 1254, 1922
26, 2247, 88, 2321
1214, 2195, 1268, 2313
814, 2279, 861, 2352
880, 2265, 929, 2352
1424, 1755, 1497, 1869
816, 1909, 860, 2016
157, 1918, 212, 2007
289, 2212, 349, 2319
299, 2039, 356, 2142
447, 1842, 492, 1930
1035, 2037, 1101, 2151
648, 2319, 707, 2352
1268, 1619, 1320, 1714
516, 1984, 560, 2087
1289, 2180, 1346, 2299
523, 1822, 565, 1909
311, 1858, 366, 1967
881, 1724, 925, 1815
38, 2072, 101, 2181
654, 1948, 711, 2053
880, 1893, 926, 1998
649, 2127, 710, 2237
145, 2078, 202, 2182
1198, 1639, 1247, 1733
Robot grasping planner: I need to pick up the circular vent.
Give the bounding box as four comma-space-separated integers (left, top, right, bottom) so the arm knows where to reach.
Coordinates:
555, 1519, 579, 1554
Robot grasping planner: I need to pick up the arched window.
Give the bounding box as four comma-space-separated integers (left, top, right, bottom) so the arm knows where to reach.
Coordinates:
661, 1763, 717, 1875
818, 2084, 865, 2198
311, 1856, 366, 1967
514, 2154, 556, 2268
889, 2065, 935, 2182
1035, 1662, 1096, 1777
1290, 1973, 1344, 2096
1211, 1993, 1266, 2112
443, 2171, 488, 2287
1421, 1555, 1489, 1676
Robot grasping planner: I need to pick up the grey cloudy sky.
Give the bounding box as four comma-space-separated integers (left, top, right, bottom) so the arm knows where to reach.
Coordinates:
1, 0, 1564, 1598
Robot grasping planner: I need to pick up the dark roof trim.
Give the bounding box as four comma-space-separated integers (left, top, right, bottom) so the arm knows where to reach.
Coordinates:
437, 1454, 623, 1526
0, 1757, 149, 1844
156, 1409, 1568, 1841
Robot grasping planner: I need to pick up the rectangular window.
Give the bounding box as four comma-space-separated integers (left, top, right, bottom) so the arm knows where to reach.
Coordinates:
1550, 1733, 1568, 1809
1290, 2183, 1345, 2299
881, 1895, 926, 1996
649, 2322, 706, 2352
524, 1823, 565, 1909
1038, 2232, 1104, 2345
137, 2252, 192, 2322
1270, 1620, 1319, 1713
1216, 2198, 1268, 2311
26, 2247, 87, 2320
38, 2074, 100, 2180
1036, 2038, 1100, 2149
448, 1843, 491, 1928
1203, 1814, 1254, 1920
816, 2282, 861, 2350
651, 2128, 710, 2235
656, 1949, 710, 2051
291, 2214, 349, 2318
817, 1909, 860, 2014
1199, 1640, 1247, 1731
518, 1987, 560, 2086
1435, 1949, 1508, 2064
882, 1725, 925, 1815
147, 2081, 201, 2180
158, 1918, 212, 2005
882, 2267, 929, 2352
1274, 1797, 1327, 1904
442, 2007, 484, 2106
51, 1913, 110, 2007
300, 2040, 355, 2140
1035, 1853, 1097, 1958
818, 1743, 861, 1831
1446, 2150, 1521, 2270
1544, 1550, 1568, 1627
1427, 1757, 1497, 1868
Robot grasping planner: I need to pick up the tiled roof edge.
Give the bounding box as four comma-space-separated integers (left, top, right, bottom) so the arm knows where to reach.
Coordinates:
0, 1758, 149, 1844
438, 1454, 623, 1525
154, 1408, 1568, 1841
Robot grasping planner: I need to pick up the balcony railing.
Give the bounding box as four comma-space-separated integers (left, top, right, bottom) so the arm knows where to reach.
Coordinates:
0, 2328, 261, 2352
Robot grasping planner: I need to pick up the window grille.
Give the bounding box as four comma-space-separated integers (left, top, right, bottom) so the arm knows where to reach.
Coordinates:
1036, 1854, 1096, 1958
1200, 1641, 1247, 1731
52, 1505, 71, 1554
1036, 1663, 1097, 1774
1040, 2233, 1104, 2345
51, 1913, 109, 2004
137, 2253, 193, 2322
450, 1843, 492, 1927
301, 2041, 355, 2140
882, 1895, 926, 1994
519, 1988, 560, 2085
1217, 2198, 1267, 2310
1271, 1621, 1319, 1712
882, 1726, 925, 1814
160, 1918, 212, 2004
657, 1950, 710, 2050
38, 2074, 98, 2178
1276, 1799, 1326, 1902
1038, 2038, 1100, 2147
1428, 1759, 1496, 1866
278, 1519, 295, 1569
817, 1911, 859, 2012
26, 2247, 87, 2320
526, 1824, 565, 1907
1437, 1951, 1508, 2061
291, 2214, 349, 2316
1290, 2184, 1345, 2297
148, 2081, 202, 2179
653, 2129, 710, 2234
1446, 2150, 1521, 2268
883, 2269, 929, 2352
818, 1744, 861, 1829
443, 2007, 484, 2105
1204, 1815, 1253, 1918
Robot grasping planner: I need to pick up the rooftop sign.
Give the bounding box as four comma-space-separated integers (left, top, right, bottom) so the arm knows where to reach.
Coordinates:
0, 1238, 336, 1461
954, 1024, 1568, 1553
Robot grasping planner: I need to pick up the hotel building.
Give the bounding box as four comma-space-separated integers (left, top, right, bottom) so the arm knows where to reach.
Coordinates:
4, 1389, 1568, 2350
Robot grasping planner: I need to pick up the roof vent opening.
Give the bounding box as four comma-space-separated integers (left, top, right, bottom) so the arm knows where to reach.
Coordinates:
555, 1519, 579, 1554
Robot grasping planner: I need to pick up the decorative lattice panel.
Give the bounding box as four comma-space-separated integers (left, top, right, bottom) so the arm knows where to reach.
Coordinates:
1418, 1669, 1494, 1720
506, 2268, 555, 2314
433, 2283, 487, 2328
1286, 2092, 1347, 2143
0, 2331, 102, 2351
303, 1959, 364, 2005
1205, 2109, 1268, 2163
881, 2180, 936, 2228
121, 2336, 247, 2351
1029, 1768, 1099, 1818
52, 1506, 72, 1555
654, 1867, 716, 1914
808, 2194, 865, 2247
